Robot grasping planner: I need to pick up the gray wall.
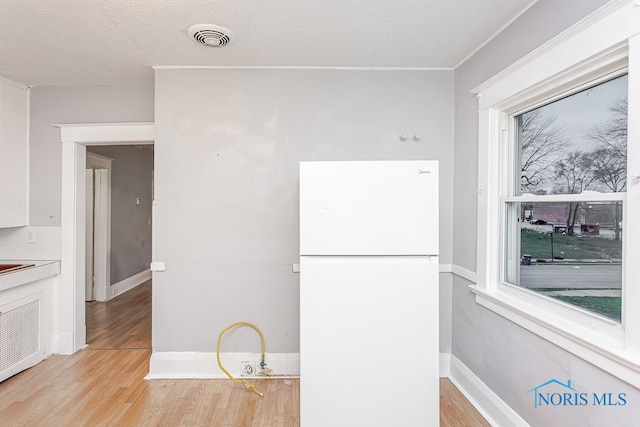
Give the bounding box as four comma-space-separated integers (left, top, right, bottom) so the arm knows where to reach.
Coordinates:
154, 69, 454, 353
29, 85, 154, 226
87, 145, 153, 284
453, 0, 640, 424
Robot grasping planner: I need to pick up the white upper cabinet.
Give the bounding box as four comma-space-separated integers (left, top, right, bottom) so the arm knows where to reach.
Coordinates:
0, 78, 28, 227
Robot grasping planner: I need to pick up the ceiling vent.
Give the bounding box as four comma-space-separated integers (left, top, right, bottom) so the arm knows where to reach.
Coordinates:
188, 24, 235, 47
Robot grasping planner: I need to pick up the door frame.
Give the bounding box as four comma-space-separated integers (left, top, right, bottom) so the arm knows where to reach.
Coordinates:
85, 168, 94, 301
86, 152, 113, 302
58, 122, 154, 354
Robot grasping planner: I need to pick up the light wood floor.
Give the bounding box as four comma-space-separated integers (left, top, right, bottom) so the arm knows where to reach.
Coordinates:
0, 280, 488, 426
85, 280, 152, 350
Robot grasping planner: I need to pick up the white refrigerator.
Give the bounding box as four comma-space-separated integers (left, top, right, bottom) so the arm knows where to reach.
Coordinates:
299, 160, 439, 427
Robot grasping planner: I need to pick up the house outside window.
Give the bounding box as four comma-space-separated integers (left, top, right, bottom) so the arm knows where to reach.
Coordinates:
471, 0, 640, 388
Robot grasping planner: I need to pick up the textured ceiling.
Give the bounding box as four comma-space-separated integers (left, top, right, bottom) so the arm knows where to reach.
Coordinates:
0, 0, 535, 87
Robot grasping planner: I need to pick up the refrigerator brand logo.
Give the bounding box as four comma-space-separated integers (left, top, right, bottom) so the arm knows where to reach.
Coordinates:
417, 169, 431, 174
528, 379, 627, 408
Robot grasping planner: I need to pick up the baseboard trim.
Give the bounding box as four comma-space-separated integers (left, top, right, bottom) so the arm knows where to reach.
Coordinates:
55, 332, 74, 355
145, 352, 300, 380
448, 355, 529, 427
109, 269, 151, 300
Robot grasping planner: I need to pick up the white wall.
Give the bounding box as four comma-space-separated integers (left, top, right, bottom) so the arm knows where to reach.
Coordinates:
154, 68, 454, 353
29, 85, 154, 227
0, 86, 153, 262
0, 226, 60, 260
453, 0, 640, 424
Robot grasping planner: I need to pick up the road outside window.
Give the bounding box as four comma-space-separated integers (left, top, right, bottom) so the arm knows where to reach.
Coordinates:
507, 75, 628, 322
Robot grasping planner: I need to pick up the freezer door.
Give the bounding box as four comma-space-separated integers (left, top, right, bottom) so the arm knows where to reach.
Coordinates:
300, 256, 439, 427
300, 160, 438, 256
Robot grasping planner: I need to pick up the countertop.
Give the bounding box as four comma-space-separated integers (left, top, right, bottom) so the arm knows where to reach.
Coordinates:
0, 260, 60, 292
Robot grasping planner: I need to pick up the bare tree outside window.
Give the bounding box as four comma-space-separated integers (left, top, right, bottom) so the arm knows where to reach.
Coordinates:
511, 73, 627, 321
552, 151, 597, 235
589, 99, 628, 164
518, 77, 628, 198
589, 99, 627, 241
519, 111, 566, 194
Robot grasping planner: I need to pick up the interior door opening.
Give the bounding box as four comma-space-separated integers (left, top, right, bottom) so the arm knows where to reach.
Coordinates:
58, 122, 154, 355
84, 144, 154, 347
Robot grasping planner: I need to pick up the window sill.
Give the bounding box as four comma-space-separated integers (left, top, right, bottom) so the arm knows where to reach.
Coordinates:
469, 284, 640, 388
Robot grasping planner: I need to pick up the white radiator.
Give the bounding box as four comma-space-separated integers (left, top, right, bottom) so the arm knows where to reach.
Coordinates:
0, 293, 42, 382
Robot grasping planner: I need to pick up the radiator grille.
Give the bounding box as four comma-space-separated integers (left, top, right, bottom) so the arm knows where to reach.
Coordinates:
0, 300, 40, 373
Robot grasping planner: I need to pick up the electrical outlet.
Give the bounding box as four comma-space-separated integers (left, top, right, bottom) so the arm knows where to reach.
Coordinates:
241, 361, 256, 376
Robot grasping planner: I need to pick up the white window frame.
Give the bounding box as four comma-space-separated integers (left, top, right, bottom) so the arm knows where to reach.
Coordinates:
471, 0, 640, 388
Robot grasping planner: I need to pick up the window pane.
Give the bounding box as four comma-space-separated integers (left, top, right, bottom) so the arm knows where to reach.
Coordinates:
516, 74, 628, 196
506, 201, 622, 322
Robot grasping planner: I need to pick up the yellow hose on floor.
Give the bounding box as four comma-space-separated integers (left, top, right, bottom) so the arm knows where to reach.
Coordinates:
216, 321, 265, 397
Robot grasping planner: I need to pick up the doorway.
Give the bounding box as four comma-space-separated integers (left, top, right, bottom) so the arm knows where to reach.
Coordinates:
58, 123, 154, 355
84, 144, 154, 350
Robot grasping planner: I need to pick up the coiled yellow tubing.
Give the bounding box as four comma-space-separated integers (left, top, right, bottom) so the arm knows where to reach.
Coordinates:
216, 321, 266, 397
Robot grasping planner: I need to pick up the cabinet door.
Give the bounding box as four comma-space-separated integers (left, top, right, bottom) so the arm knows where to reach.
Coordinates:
0, 80, 28, 227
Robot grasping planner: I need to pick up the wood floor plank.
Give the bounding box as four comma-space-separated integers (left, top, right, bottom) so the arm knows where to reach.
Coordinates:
0, 280, 488, 426
440, 377, 491, 427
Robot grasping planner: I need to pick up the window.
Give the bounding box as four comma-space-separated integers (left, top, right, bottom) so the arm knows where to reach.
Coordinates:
506, 74, 627, 322
471, 1, 640, 388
